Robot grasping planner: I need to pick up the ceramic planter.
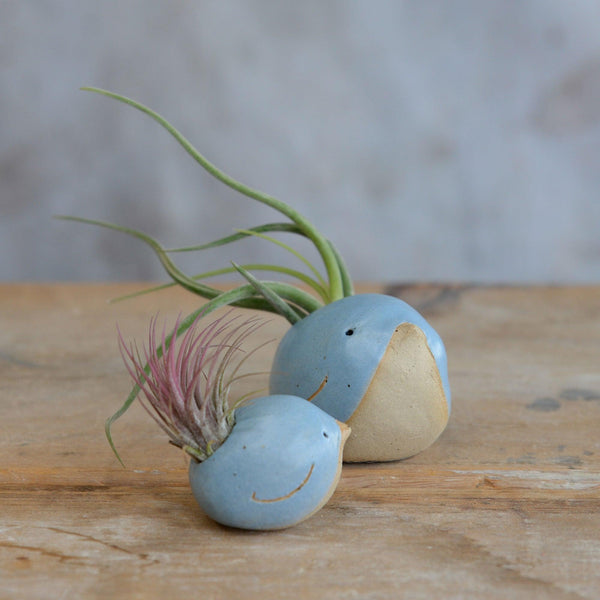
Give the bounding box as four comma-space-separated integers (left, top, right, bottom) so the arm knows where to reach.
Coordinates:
270, 294, 450, 462
189, 394, 350, 530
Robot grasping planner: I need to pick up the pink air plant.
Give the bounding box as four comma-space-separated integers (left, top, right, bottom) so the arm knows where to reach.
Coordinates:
118, 312, 267, 462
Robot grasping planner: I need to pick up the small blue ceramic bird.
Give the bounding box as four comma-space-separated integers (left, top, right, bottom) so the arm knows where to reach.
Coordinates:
119, 312, 349, 530
270, 294, 450, 462
189, 394, 349, 530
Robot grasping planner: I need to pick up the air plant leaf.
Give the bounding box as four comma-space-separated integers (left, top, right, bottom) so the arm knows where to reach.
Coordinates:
234, 228, 329, 301
231, 262, 302, 324
56, 215, 222, 298
328, 240, 354, 297
165, 221, 330, 299
80, 86, 348, 301
55, 215, 324, 318
107, 263, 324, 304
165, 222, 304, 253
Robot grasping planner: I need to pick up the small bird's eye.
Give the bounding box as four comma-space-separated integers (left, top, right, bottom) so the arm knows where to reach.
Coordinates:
345, 329, 354, 336
322, 431, 329, 438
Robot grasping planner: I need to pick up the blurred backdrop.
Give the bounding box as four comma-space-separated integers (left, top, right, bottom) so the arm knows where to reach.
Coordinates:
1, 1, 599, 284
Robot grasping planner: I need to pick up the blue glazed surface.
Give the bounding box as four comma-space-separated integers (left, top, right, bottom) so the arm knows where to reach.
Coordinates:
269, 294, 450, 422
188, 395, 346, 530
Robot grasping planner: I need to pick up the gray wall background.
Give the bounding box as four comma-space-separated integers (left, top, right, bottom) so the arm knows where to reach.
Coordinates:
2, 1, 599, 284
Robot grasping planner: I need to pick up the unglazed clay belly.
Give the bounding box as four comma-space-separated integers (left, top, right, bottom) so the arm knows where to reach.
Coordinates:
343, 323, 449, 462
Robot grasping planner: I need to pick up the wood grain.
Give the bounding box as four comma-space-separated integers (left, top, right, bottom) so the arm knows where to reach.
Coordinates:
1, 283, 599, 599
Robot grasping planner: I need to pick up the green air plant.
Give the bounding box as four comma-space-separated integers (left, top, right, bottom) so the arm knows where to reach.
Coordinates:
61, 87, 451, 464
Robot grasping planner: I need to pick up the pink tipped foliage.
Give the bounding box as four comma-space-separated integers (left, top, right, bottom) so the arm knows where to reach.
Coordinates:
118, 311, 265, 462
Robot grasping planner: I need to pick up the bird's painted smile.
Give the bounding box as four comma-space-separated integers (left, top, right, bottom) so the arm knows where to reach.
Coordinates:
251, 463, 315, 503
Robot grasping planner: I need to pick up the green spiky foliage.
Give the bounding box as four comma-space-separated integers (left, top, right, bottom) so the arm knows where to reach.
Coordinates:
58, 87, 355, 463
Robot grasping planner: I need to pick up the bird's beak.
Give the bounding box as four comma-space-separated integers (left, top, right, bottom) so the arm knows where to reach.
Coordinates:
336, 420, 351, 445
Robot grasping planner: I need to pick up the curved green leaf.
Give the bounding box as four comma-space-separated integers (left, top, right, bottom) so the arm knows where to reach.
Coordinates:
56, 215, 323, 316
231, 263, 301, 324
81, 87, 345, 301
165, 222, 303, 253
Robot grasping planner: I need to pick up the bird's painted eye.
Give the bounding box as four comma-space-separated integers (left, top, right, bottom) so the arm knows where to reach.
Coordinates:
322, 431, 329, 438
345, 328, 354, 336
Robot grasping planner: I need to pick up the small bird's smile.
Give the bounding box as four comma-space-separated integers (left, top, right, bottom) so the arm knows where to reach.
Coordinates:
251, 463, 315, 503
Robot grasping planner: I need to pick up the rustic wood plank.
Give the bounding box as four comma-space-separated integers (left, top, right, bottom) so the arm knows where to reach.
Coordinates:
1, 283, 599, 599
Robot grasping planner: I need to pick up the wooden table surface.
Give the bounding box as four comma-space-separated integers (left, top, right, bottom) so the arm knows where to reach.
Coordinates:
1, 283, 599, 599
